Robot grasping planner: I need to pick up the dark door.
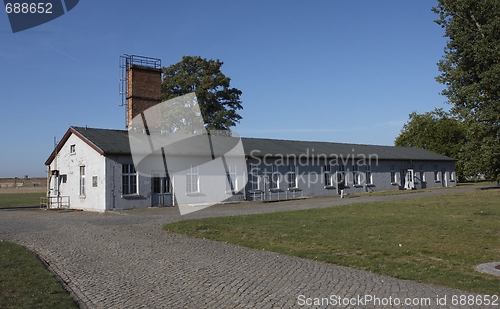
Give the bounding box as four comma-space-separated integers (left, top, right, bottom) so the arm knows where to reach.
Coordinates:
151, 172, 172, 206
399, 169, 406, 190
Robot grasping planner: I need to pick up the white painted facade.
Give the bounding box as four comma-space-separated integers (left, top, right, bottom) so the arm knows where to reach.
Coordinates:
48, 133, 107, 212
46, 128, 246, 212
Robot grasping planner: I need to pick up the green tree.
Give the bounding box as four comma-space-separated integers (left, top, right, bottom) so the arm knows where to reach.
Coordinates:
432, 0, 500, 182
395, 108, 466, 181
162, 56, 243, 132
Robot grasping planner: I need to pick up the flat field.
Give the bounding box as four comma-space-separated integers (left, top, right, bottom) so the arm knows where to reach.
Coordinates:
0, 193, 45, 208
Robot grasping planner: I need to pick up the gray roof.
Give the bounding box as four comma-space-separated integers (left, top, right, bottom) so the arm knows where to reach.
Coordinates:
46, 126, 455, 165
240, 137, 456, 161
72, 126, 131, 155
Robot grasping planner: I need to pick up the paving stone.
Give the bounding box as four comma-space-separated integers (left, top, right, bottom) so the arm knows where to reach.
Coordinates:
0, 187, 488, 308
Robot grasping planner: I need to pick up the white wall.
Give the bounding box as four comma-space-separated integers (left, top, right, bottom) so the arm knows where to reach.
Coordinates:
137, 153, 246, 207
48, 134, 107, 212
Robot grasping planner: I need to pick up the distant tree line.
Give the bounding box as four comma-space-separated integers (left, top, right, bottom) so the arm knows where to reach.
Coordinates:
396, 0, 500, 183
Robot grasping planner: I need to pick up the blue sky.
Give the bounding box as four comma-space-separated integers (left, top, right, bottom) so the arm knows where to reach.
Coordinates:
0, 1, 449, 177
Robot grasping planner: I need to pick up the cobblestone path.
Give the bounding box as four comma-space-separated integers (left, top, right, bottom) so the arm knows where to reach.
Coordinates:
0, 187, 485, 308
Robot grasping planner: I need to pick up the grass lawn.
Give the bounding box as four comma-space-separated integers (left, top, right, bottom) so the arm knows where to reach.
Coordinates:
0, 193, 45, 208
0, 241, 78, 309
164, 189, 500, 295
347, 181, 497, 198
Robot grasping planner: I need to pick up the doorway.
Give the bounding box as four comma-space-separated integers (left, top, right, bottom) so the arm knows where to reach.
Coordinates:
400, 169, 415, 190
399, 169, 406, 190
151, 172, 172, 206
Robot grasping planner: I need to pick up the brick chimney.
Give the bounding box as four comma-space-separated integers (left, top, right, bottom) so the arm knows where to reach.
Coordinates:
122, 55, 162, 130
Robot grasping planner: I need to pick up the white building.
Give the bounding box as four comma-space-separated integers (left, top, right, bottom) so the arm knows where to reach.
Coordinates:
45, 126, 247, 213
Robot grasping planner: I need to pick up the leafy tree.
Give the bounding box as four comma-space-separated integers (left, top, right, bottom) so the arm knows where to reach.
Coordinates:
395, 109, 466, 181
432, 0, 500, 182
162, 56, 243, 132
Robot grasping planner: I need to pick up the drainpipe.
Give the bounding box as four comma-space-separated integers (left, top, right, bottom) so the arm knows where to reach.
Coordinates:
172, 176, 176, 206
112, 161, 116, 210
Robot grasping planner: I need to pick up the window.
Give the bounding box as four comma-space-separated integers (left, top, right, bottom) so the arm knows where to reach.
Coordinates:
186, 165, 199, 193
390, 165, 396, 183
270, 164, 279, 189
79, 166, 85, 196
70, 144, 76, 154
248, 164, 259, 190
92, 176, 98, 187
324, 165, 332, 186
353, 164, 360, 185
365, 165, 372, 184
419, 165, 425, 182
450, 170, 455, 182
288, 165, 297, 188
122, 164, 137, 195
226, 164, 237, 192
337, 164, 345, 184
434, 165, 439, 182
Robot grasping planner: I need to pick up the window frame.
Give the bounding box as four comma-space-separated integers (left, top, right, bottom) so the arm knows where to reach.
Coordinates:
365, 164, 372, 185
79, 165, 85, 196
390, 165, 397, 184
122, 164, 138, 195
287, 164, 297, 188
270, 164, 279, 190
434, 165, 440, 182
226, 164, 237, 192
324, 165, 332, 187
419, 165, 425, 183
186, 164, 199, 193
248, 164, 259, 190
353, 163, 361, 186
336, 164, 345, 185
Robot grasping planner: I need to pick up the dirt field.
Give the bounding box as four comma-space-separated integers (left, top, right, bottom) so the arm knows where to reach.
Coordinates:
0, 177, 46, 194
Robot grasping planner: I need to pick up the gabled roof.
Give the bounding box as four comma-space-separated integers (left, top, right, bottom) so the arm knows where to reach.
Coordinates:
45, 126, 455, 165
45, 127, 131, 165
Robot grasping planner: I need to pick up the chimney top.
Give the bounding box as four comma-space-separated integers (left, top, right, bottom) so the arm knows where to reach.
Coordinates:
120, 54, 163, 130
